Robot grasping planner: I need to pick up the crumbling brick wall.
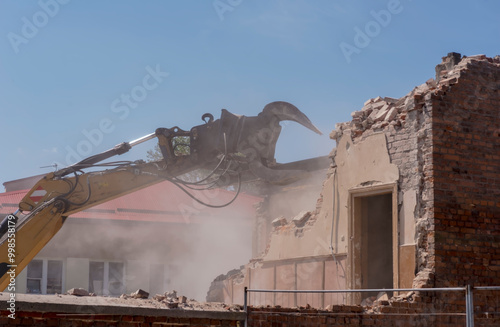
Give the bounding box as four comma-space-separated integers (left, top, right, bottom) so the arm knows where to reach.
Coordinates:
333, 53, 500, 289
208, 54, 499, 318
430, 55, 500, 287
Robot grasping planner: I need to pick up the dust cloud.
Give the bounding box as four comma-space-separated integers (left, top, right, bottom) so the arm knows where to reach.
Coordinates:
35, 187, 255, 302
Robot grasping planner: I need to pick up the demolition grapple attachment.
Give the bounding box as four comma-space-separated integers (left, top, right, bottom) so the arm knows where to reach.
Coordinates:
155, 101, 322, 184
55, 101, 321, 184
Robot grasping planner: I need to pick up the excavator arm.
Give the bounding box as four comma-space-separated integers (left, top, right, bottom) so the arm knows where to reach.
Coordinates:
0, 101, 322, 291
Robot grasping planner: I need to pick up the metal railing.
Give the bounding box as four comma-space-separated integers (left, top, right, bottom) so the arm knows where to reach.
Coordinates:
471, 286, 500, 326
244, 286, 500, 327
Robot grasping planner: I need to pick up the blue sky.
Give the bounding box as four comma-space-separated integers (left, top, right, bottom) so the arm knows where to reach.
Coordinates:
1, 0, 499, 187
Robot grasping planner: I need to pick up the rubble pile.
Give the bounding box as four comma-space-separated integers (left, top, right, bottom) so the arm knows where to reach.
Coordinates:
330, 53, 500, 144
124, 289, 243, 311
330, 86, 432, 142
65, 287, 243, 311
359, 291, 415, 314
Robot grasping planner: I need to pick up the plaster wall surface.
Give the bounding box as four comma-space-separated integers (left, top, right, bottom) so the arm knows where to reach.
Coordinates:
263, 133, 398, 261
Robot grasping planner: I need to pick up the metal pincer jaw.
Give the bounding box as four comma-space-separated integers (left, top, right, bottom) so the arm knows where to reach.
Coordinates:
157, 101, 322, 185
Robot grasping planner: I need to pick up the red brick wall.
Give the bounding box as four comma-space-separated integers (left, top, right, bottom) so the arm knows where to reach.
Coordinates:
431, 57, 500, 287
247, 304, 466, 327
0, 310, 241, 327
248, 293, 500, 327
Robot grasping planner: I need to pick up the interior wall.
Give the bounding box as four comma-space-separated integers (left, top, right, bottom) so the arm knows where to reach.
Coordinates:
262, 133, 399, 262
360, 194, 393, 290
230, 133, 401, 305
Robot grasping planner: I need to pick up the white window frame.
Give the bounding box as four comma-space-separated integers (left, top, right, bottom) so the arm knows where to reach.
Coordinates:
88, 260, 126, 296
26, 258, 65, 295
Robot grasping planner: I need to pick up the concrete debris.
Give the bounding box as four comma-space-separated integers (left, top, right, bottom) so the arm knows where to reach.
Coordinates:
165, 290, 177, 299
393, 291, 415, 302
130, 289, 149, 299
324, 304, 334, 311
150, 290, 184, 309
292, 211, 311, 226
361, 296, 376, 307
66, 288, 90, 297
374, 104, 391, 122
152, 294, 166, 301
272, 216, 287, 227
13, 291, 243, 312
375, 291, 389, 305
152, 290, 243, 311
329, 129, 340, 140
384, 107, 398, 122
435, 52, 462, 82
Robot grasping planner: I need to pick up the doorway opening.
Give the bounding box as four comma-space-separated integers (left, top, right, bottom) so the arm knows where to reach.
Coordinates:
349, 185, 397, 302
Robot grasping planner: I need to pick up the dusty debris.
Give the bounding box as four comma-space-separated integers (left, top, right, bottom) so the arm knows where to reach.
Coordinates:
292, 211, 311, 226
153, 294, 166, 301
67, 288, 89, 297
130, 289, 149, 299
374, 292, 389, 305
272, 216, 287, 227
392, 291, 415, 302
0, 292, 243, 312
361, 296, 376, 307
165, 290, 177, 299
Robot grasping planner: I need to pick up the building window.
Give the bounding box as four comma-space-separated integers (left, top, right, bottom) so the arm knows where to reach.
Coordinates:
89, 261, 125, 296
26, 259, 64, 294
26, 260, 42, 294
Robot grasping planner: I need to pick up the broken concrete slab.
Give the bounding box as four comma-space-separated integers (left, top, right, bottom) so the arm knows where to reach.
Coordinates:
375, 292, 390, 305
153, 294, 166, 301
131, 289, 149, 299
272, 216, 287, 227
165, 290, 177, 299
384, 107, 398, 121
292, 211, 311, 226
179, 295, 187, 304
67, 288, 89, 297
367, 108, 380, 122
383, 97, 399, 104
361, 296, 375, 307
371, 100, 386, 110
363, 98, 373, 106
374, 104, 391, 122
